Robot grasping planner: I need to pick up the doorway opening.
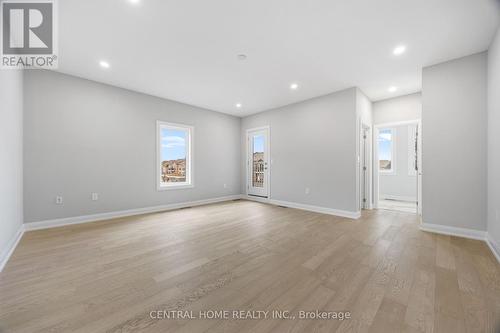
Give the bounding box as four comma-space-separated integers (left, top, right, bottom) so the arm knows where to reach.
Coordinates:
374, 120, 421, 214
246, 126, 270, 198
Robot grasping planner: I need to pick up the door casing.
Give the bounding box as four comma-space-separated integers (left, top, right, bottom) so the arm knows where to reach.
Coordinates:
360, 125, 371, 209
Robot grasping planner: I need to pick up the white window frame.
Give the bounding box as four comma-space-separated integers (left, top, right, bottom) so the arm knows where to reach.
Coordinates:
157, 121, 194, 190
378, 127, 396, 175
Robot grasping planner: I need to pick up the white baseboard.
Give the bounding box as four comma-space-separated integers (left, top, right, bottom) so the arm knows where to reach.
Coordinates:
7, 199, 499, 271
380, 194, 416, 202
244, 195, 360, 219
24, 195, 242, 231
0, 224, 25, 272
419, 222, 486, 241
486, 234, 500, 264
420, 222, 500, 264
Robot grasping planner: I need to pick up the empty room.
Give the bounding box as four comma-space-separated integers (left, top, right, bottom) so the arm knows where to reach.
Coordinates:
1, 0, 500, 332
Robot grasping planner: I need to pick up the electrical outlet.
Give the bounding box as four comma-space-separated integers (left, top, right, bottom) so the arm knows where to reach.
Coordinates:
223, 184, 228, 189
305, 188, 310, 195
55, 196, 63, 205
91, 193, 99, 201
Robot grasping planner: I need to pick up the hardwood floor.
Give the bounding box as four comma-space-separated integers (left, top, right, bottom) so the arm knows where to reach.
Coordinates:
0, 200, 499, 332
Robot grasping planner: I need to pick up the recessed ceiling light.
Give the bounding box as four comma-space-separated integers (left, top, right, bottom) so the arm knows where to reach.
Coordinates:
290, 83, 299, 90
393, 45, 406, 56
237, 54, 247, 61
99, 60, 110, 69
129, 0, 140, 4
235, 103, 242, 108
388, 86, 397, 93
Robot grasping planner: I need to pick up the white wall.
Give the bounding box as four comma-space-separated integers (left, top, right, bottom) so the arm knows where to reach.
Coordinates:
373, 93, 422, 125
422, 52, 487, 231
357, 88, 373, 126
0, 70, 24, 269
488, 27, 500, 250
379, 124, 417, 201
23, 70, 241, 223
241, 88, 359, 214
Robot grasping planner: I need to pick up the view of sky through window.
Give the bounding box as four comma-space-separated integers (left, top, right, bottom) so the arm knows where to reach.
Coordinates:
253, 135, 264, 153
378, 129, 392, 161
161, 128, 186, 161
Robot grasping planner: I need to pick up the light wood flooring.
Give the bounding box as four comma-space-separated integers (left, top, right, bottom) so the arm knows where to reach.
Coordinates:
0, 200, 499, 333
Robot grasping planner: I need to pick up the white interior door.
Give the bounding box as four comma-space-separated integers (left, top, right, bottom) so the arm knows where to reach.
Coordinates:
247, 128, 269, 197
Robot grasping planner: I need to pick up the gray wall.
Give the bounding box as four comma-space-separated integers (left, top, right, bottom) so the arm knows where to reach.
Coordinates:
0, 70, 23, 263
241, 88, 359, 213
23, 70, 241, 223
488, 27, 500, 245
379, 125, 417, 200
357, 88, 373, 126
373, 93, 422, 125
422, 52, 487, 231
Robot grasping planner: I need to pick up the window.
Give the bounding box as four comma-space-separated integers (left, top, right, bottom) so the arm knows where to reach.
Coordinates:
157, 121, 193, 189
378, 128, 395, 174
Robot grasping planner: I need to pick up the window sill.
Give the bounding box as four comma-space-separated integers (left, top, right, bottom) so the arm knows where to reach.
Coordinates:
158, 184, 194, 191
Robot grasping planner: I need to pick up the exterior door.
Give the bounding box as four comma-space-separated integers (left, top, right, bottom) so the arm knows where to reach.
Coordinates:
247, 127, 269, 197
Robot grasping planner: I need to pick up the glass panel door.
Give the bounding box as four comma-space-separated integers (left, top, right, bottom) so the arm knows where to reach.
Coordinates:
252, 134, 265, 188
247, 128, 269, 197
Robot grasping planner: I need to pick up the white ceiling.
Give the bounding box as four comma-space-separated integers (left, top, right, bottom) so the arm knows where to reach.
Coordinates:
56, 0, 499, 116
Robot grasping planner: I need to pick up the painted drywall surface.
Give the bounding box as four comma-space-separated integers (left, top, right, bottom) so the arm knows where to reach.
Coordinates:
23, 70, 241, 223
241, 88, 358, 213
488, 27, 500, 246
357, 88, 373, 126
422, 52, 487, 231
0, 70, 23, 259
379, 125, 417, 201
373, 93, 422, 125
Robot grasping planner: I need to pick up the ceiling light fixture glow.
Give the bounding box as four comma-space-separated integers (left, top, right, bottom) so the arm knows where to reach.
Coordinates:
393, 45, 406, 56
290, 83, 299, 90
388, 86, 397, 93
99, 60, 110, 69
129, 0, 140, 4
235, 103, 242, 108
